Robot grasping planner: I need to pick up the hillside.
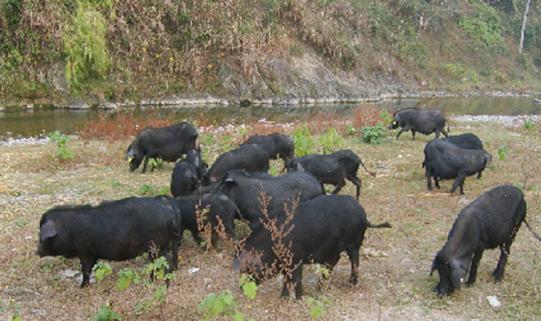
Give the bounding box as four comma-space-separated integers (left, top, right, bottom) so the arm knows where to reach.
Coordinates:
1, 0, 541, 106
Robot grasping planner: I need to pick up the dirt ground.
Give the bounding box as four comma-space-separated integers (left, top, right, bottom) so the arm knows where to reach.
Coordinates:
1, 120, 540, 321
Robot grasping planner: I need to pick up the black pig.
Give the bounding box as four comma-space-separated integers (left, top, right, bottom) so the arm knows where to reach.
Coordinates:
37, 196, 181, 287
233, 195, 391, 298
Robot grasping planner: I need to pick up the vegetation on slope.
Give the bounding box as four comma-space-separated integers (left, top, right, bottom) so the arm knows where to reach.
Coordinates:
1, 0, 540, 103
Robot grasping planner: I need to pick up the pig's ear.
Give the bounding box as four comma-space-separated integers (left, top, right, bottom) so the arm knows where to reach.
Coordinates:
40, 220, 58, 241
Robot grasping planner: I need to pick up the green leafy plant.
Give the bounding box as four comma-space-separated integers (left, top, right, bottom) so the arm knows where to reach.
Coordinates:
293, 124, 316, 157
318, 127, 344, 153
133, 257, 174, 314
523, 119, 535, 130
93, 304, 121, 321
63, 0, 110, 91
197, 291, 237, 321
145, 256, 171, 282
116, 268, 140, 292
498, 145, 508, 161
48, 130, 74, 161
147, 158, 164, 170
239, 274, 257, 300
10, 314, 22, 321
306, 297, 328, 320
139, 184, 169, 196
361, 123, 386, 145
380, 110, 392, 125
93, 262, 112, 282
459, 2, 503, 52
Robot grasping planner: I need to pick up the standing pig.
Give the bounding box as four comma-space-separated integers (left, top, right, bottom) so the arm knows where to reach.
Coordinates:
218, 170, 323, 230
204, 144, 270, 184
233, 195, 391, 298
241, 133, 295, 164
37, 196, 181, 287
389, 108, 448, 139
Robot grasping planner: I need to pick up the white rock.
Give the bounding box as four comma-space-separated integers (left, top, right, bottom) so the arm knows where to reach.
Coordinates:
487, 295, 501, 308
188, 267, 200, 274
60, 269, 80, 278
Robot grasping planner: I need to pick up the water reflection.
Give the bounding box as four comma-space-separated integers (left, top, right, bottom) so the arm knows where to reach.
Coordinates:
1, 96, 540, 137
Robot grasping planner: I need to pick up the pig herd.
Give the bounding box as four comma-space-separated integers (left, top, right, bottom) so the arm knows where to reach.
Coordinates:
37, 107, 540, 299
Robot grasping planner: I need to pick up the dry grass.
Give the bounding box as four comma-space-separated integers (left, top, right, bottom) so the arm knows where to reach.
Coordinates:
1, 121, 540, 320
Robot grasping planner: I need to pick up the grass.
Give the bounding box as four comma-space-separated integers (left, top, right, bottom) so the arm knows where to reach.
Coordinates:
0, 119, 540, 320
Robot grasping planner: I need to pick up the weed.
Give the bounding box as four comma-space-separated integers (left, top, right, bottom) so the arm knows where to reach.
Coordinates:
93, 262, 112, 282
353, 106, 383, 129
145, 256, 171, 282
48, 131, 74, 161
318, 127, 344, 153
10, 314, 22, 321
380, 110, 393, 125
239, 274, 258, 300
116, 268, 140, 292
523, 119, 535, 130
362, 123, 386, 145
498, 145, 509, 160
293, 124, 315, 157
93, 304, 121, 321
139, 184, 168, 196
132, 256, 175, 314
147, 158, 164, 171
306, 297, 328, 320
197, 291, 237, 320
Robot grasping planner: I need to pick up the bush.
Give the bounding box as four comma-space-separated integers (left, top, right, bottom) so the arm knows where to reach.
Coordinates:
48, 130, 74, 161
318, 127, 344, 153
361, 123, 386, 144
63, 1, 110, 91
459, 2, 504, 52
293, 124, 316, 157
93, 305, 121, 321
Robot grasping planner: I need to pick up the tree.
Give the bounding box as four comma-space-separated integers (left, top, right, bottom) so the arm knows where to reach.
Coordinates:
519, 0, 533, 54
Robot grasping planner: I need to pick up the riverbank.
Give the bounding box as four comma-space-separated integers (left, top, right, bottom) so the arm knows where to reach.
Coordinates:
1, 119, 540, 321
1, 89, 540, 111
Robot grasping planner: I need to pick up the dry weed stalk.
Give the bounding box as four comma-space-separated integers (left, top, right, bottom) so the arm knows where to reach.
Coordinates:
195, 202, 213, 251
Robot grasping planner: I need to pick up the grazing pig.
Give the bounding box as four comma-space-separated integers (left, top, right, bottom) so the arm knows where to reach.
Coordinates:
241, 133, 295, 163
423, 139, 492, 194
204, 144, 270, 184
126, 122, 198, 173
37, 196, 181, 287
285, 149, 374, 199
389, 108, 448, 139
218, 170, 323, 230
232, 195, 391, 298
431, 185, 532, 296
174, 192, 240, 244
170, 149, 209, 197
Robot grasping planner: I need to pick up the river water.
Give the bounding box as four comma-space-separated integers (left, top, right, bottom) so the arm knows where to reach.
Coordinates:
1, 96, 540, 138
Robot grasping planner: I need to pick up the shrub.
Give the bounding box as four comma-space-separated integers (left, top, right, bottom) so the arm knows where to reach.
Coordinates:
318, 127, 344, 153
523, 119, 534, 130
361, 123, 386, 144
459, 2, 504, 52
48, 130, 74, 161
93, 305, 121, 321
63, 1, 110, 91
497, 145, 508, 160
293, 124, 316, 157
